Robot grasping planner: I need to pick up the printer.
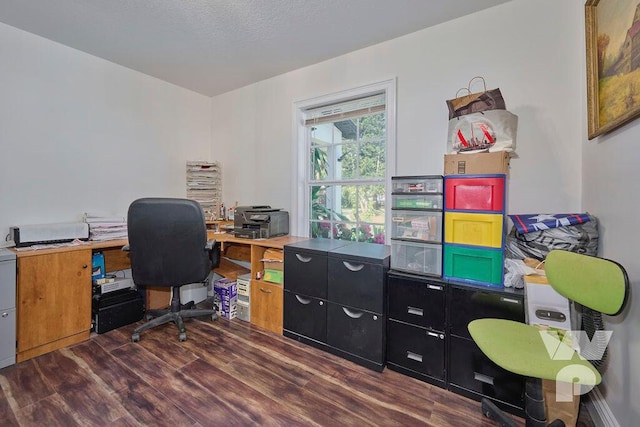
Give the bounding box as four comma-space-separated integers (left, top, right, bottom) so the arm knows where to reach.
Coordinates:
234, 206, 289, 239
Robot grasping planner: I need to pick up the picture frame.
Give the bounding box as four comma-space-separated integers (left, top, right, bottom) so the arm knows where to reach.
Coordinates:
586, 0, 640, 139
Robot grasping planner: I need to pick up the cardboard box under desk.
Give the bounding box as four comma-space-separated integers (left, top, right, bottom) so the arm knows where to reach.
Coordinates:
444, 151, 510, 175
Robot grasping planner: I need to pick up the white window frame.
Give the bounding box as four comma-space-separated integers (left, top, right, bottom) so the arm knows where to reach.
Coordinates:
292, 78, 397, 242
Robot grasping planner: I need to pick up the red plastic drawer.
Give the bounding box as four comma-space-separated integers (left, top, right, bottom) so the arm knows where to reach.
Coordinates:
444, 175, 505, 212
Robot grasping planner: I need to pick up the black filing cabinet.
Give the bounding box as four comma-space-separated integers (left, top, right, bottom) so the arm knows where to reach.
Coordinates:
327, 242, 390, 371
284, 240, 390, 371
386, 271, 446, 387
283, 239, 352, 347
447, 283, 526, 416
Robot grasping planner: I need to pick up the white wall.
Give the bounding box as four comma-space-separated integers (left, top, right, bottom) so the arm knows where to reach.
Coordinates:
211, 0, 583, 217
583, 100, 640, 425
212, 0, 638, 425
0, 22, 212, 237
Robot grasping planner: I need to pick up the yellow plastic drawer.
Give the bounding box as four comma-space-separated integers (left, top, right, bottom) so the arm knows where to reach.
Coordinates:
444, 212, 504, 248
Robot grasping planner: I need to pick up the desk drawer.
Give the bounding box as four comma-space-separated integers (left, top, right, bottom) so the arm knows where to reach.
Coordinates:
0, 308, 15, 367
0, 259, 16, 311
449, 336, 524, 409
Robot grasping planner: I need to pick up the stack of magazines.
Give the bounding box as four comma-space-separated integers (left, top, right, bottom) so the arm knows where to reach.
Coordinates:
84, 213, 128, 241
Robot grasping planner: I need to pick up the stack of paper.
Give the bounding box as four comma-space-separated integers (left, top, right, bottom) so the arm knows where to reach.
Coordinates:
187, 161, 221, 219
84, 213, 128, 241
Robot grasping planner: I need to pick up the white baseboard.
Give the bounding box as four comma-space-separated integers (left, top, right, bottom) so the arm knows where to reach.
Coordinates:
586, 386, 620, 427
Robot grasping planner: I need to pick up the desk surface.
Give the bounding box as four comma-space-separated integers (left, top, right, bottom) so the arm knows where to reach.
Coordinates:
11, 233, 309, 258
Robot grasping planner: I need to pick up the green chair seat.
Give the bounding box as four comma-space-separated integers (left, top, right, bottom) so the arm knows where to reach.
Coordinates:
468, 318, 601, 386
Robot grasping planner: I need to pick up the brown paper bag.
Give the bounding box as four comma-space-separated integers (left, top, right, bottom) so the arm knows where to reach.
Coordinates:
542, 379, 580, 426
446, 76, 506, 120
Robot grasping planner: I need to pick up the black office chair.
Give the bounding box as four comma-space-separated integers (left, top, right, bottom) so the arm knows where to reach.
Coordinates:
125, 197, 221, 342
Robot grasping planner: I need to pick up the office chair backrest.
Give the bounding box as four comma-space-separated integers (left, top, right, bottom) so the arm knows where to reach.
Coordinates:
545, 250, 629, 316
127, 198, 211, 287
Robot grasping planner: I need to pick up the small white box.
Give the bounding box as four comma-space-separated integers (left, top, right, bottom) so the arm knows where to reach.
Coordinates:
525, 275, 571, 330
237, 273, 251, 297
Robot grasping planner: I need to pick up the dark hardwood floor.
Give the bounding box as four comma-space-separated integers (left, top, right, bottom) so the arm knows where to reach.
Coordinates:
0, 316, 523, 426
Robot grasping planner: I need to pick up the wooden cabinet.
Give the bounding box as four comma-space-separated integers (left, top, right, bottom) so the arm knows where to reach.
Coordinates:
16, 249, 92, 362
250, 280, 283, 334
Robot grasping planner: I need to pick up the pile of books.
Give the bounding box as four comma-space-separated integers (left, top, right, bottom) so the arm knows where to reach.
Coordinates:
84, 213, 128, 241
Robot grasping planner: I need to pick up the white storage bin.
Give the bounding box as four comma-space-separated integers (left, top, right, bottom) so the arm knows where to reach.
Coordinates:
391, 240, 442, 276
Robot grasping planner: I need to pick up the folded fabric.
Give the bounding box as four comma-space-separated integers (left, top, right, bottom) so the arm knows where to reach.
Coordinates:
509, 213, 591, 234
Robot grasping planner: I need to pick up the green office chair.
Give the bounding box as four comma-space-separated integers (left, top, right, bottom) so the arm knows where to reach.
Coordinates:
468, 250, 629, 427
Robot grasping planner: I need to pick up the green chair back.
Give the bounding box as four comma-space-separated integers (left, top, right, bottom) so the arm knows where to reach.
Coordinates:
545, 250, 628, 315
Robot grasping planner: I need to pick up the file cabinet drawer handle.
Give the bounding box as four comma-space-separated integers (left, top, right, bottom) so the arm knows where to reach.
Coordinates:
260, 288, 272, 294
407, 306, 424, 316
427, 331, 444, 339
1, 312, 7, 318
295, 254, 312, 263
406, 351, 423, 363
427, 284, 443, 291
295, 295, 312, 305
342, 307, 363, 319
343, 261, 364, 272
500, 297, 521, 305
474, 372, 495, 385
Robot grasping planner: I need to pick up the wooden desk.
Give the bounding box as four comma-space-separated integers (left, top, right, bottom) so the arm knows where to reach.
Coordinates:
12, 234, 307, 362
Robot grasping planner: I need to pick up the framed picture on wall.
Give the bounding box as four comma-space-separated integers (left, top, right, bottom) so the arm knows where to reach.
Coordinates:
586, 0, 640, 139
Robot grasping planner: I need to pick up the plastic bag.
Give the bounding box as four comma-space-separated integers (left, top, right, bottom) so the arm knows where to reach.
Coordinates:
505, 214, 599, 261
504, 258, 545, 288
447, 109, 518, 154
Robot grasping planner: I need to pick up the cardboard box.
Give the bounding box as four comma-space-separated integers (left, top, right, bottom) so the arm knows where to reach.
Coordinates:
444, 151, 510, 175
262, 248, 284, 271
213, 278, 238, 319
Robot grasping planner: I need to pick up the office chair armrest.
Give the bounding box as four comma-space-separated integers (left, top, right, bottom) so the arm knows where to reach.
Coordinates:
122, 244, 130, 252
205, 239, 221, 269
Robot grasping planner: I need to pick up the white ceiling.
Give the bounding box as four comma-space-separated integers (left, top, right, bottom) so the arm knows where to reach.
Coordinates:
0, 0, 511, 97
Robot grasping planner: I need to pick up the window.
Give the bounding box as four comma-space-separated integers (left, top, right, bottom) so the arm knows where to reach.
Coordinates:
294, 80, 396, 244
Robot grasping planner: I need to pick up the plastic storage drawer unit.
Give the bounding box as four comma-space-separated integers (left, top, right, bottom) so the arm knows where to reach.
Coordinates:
444, 175, 506, 212
443, 245, 504, 286
392, 176, 443, 194
391, 241, 442, 276
444, 212, 504, 248
391, 210, 442, 243
392, 194, 443, 209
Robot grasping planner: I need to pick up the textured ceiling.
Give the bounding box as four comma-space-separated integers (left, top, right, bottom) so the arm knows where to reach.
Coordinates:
0, 0, 511, 97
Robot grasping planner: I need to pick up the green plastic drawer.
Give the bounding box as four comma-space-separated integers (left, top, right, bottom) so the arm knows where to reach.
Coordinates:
443, 244, 503, 286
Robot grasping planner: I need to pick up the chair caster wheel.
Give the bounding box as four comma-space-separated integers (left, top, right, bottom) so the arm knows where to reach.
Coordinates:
132, 333, 140, 342
211, 313, 218, 321
179, 332, 187, 342
145, 314, 153, 321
